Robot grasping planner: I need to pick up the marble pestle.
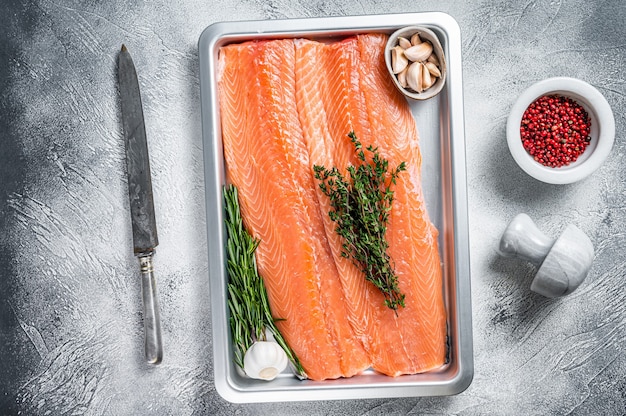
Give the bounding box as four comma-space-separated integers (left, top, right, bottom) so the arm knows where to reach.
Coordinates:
498, 213, 595, 298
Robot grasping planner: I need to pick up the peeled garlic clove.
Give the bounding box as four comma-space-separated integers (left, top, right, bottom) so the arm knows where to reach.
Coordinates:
404, 42, 432, 62
391, 45, 408, 74
427, 53, 440, 66
243, 341, 289, 381
407, 62, 423, 93
397, 36, 411, 49
397, 65, 408, 88
422, 63, 433, 90
425, 61, 441, 78
410, 32, 422, 46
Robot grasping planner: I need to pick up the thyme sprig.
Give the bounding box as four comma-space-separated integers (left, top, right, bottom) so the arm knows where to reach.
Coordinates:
313, 132, 407, 311
223, 185, 305, 377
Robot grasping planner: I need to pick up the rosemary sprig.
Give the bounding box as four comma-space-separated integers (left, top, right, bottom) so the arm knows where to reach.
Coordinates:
313, 132, 407, 311
223, 185, 306, 377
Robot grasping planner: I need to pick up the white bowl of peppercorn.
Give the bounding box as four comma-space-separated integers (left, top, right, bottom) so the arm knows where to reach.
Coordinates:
506, 77, 615, 184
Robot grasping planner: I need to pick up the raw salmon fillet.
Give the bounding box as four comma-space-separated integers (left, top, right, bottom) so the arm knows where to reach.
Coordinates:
218, 39, 370, 381
218, 34, 446, 380
294, 34, 447, 376
356, 34, 447, 374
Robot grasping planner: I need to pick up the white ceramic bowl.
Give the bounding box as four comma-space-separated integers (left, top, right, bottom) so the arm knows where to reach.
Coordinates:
384, 26, 447, 101
506, 77, 615, 184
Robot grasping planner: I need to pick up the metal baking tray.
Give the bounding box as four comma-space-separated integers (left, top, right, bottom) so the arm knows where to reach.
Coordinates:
198, 12, 472, 403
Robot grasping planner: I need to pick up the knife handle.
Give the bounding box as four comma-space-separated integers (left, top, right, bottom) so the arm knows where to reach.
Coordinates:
139, 253, 163, 364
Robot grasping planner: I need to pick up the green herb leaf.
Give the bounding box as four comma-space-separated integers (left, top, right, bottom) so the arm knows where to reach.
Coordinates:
223, 185, 306, 377
314, 132, 407, 312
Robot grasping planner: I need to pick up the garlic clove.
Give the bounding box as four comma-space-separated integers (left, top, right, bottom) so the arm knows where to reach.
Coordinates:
391, 46, 408, 74
397, 36, 411, 49
243, 341, 289, 381
410, 32, 422, 46
407, 62, 423, 93
427, 53, 440, 66
404, 42, 432, 62
425, 61, 442, 78
422, 63, 433, 90
397, 65, 409, 88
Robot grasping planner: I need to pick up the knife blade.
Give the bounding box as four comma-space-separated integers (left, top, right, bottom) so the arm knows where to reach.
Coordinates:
118, 44, 163, 364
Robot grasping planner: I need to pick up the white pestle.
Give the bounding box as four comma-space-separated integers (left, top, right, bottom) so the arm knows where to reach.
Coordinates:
498, 213, 595, 298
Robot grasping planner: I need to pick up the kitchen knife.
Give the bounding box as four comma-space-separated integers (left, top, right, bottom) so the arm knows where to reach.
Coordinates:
118, 44, 163, 364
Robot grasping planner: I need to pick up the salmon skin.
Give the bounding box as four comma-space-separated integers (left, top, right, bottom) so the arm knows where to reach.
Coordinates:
217, 34, 447, 380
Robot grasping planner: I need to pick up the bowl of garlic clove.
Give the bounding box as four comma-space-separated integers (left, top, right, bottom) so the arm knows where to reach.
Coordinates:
385, 26, 447, 101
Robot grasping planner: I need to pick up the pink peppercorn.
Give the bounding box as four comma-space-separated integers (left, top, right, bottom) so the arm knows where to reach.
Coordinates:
520, 95, 591, 168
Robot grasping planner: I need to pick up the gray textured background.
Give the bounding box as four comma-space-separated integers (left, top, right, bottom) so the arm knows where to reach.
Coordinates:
1, 0, 625, 415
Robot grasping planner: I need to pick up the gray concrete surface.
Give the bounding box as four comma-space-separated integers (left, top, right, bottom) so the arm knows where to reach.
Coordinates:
1, 0, 624, 414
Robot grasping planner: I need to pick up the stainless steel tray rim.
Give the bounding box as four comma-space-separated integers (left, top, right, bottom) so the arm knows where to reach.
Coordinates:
198, 11, 472, 403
